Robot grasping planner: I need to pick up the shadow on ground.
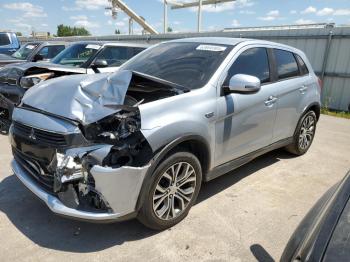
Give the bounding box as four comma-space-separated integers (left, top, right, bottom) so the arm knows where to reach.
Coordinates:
0, 148, 293, 253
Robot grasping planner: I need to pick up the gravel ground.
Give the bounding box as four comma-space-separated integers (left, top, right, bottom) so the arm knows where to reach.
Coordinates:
0, 114, 349, 262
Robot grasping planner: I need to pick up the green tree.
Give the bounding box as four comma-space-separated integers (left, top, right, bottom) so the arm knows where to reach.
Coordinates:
56, 24, 90, 37
15, 32, 22, 36
115, 29, 121, 34
167, 26, 173, 33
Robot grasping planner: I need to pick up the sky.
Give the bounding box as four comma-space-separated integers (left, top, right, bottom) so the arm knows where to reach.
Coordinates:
0, 0, 350, 36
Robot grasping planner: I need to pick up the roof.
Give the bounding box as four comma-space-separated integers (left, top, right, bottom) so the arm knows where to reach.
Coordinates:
65, 41, 149, 48
169, 37, 249, 46
168, 37, 303, 54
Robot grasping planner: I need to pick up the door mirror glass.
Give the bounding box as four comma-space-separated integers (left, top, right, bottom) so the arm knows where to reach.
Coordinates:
91, 59, 108, 68
225, 74, 261, 94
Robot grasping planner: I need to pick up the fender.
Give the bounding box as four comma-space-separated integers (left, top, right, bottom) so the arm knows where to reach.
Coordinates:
135, 134, 211, 211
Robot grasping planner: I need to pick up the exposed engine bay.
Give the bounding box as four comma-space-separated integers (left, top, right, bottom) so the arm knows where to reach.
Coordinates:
12, 69, 187, 213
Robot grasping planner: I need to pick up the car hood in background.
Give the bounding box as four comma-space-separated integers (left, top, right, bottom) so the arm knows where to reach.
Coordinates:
21, 70, 133, 125
0, 54, 25, 67
2, 61, 88, 74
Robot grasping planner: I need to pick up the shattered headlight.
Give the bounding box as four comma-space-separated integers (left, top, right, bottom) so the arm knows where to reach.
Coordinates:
19, 72, 54, 89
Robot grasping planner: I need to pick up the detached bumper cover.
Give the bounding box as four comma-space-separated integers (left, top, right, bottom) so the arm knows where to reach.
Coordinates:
11, 159, 149, 222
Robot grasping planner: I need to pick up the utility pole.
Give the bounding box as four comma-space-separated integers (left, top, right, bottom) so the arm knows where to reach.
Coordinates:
166, 0, 235, 33
198, 0, 202, 32
106, 0, 158, 34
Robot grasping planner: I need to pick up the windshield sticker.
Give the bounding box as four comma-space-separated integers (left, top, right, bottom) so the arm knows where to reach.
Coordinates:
26, 45, 36, 50
196, 45, 227, 52
86, 44, 101, 50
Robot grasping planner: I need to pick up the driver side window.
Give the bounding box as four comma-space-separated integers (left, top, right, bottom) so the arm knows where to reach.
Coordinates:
225, 47, 270, 85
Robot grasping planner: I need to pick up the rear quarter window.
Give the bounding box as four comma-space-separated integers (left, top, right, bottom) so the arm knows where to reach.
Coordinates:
295, 54, 309, 76
274, 49, 299, 80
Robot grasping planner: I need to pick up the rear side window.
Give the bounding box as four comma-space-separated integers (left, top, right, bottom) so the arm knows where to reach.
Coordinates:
0, 33, 11, 46
274, 49, 299, 80
226, 47, 270, 84
295, 54, 309, 76
38, 45, 65, 59
95, 46, 142, 67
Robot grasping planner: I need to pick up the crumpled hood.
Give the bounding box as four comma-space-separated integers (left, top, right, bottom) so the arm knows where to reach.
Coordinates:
21, 70, 133, 125
2, 61, 87, 73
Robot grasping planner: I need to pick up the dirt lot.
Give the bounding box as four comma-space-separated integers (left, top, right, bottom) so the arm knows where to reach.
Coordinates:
0, 115, 349, 262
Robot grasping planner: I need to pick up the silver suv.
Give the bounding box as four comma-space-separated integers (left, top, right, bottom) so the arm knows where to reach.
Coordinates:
10, 38, 321, 230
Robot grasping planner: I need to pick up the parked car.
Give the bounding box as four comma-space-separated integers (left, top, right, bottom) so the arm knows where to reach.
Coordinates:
10, 37, 321, 230
0, 32, 20, 55
0, 41, 67, 68
281, 170, 350, 262
0, 41, 149, 131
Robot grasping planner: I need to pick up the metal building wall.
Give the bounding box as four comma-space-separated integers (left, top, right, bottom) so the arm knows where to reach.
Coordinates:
19, 25, 350, 111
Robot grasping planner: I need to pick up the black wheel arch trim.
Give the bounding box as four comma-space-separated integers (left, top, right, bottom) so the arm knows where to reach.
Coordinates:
135, 134, 211, 212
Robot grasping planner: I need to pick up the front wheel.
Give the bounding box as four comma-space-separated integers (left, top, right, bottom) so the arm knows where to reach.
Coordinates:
138, 151, 202, 230
285, 110, 317, 155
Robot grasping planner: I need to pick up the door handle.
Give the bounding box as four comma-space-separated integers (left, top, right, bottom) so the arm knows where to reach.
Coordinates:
264, 96, 278, 106
299, 85, 308, 94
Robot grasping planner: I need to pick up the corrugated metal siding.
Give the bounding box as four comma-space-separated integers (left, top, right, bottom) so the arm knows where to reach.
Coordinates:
19, 25, 350, 111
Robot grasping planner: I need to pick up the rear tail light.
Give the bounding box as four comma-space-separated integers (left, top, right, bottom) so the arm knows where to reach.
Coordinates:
317, 77, 323, 91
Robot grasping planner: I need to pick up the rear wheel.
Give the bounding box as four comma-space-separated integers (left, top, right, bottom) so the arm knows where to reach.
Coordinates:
138, 151, 202, 230
285, 110, 317, 155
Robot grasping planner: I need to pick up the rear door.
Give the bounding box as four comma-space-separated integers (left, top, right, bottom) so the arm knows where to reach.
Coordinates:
215, 47, 278, 166
271, 49, 312, 141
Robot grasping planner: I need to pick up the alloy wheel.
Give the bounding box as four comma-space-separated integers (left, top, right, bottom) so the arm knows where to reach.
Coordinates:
298, 115, 315, 150
152, 161, 197, 221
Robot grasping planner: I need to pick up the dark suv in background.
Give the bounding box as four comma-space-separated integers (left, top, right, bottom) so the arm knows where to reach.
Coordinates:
0, 32, 20, 55
0, 41, 67, 68
0, 41, 148, 131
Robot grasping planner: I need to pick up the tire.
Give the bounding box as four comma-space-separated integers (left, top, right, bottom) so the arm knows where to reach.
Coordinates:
285, 110, 317, 156
138, 151, 202, 230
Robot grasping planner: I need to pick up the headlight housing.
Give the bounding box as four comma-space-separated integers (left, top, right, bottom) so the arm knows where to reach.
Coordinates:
19, 72, 54, 89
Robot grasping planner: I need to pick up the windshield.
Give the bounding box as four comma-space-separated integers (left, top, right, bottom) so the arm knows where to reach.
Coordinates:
51, 43, 101, 67
121, 42, 233, 90
11, 43, 39, 60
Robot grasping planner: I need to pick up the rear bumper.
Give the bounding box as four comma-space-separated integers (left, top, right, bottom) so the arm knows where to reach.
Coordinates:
11, 159, 140, 222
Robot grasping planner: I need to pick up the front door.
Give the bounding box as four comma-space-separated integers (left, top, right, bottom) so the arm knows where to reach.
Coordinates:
215, 47, 277, 166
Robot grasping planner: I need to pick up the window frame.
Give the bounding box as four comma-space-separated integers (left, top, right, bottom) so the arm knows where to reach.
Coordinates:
219, 46, 275, 96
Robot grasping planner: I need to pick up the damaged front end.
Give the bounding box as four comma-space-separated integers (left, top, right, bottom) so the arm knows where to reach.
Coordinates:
11, 69, 182, 221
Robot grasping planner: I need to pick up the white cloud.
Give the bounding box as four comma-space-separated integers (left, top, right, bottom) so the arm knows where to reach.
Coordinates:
70, 15, 88, 20
239, 10, 255, 15
290, 10, 297, 15
258, 9, 281, 21
295, 18, 315, 24
62, 6, 81, 11
70, 14, 99, 28
231, 19, 240, 27
41, 23, 48, 27
317, 7, 334, 16
333, 9, 350, 16
74, 20, 99, 28
115, 21, 125, 27
267, 10, 279, 16
75, 0, 108, 10
301, 6, 317, 14
186, 0, 254, 13
3, 2, 47, 18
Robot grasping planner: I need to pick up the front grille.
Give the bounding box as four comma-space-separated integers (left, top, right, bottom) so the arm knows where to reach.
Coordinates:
13, 121, 68, 147
14, 148, 55, 192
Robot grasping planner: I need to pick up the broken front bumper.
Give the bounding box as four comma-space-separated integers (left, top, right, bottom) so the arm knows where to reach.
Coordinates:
11, 158, 150, 222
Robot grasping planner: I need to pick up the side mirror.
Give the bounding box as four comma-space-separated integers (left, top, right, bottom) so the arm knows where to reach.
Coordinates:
33, 54, 44, 62
224, 74, 261, 94
91, 59, 108, 68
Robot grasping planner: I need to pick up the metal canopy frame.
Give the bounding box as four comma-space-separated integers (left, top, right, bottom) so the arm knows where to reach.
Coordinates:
164, 0, 236, 33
